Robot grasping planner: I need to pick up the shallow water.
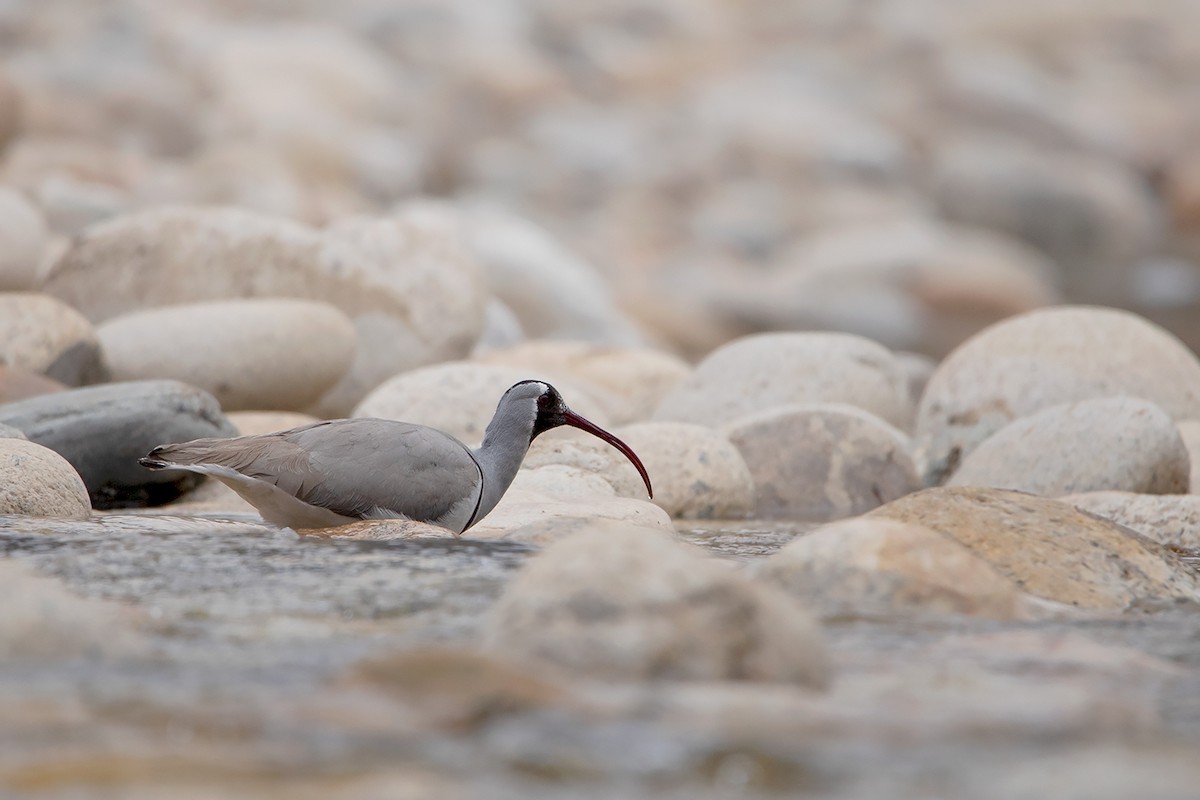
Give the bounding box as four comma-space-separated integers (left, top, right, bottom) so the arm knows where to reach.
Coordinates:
1, 512, 1199, 799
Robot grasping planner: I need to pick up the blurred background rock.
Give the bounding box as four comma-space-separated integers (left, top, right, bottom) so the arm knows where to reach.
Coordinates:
1, 0, 1198, 359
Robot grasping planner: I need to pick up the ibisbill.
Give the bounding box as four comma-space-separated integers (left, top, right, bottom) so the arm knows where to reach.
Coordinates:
139, 380, 653, 533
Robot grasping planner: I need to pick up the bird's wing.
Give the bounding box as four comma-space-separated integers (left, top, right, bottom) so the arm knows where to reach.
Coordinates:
154, 419, 482, 523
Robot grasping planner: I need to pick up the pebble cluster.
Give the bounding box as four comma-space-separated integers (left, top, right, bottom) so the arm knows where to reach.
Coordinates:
2, 0, 1200, 797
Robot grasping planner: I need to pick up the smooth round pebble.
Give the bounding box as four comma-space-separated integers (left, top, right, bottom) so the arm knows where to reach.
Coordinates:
353, 362, 608, 446
654, 332, 913, 431
97, 299, 356, 411
724, 403, 920, 521
916, 306, 1200, 484
0, 437, 91, 518
608, 421, 754, 519
482, 525, 830, 687
948, 397, 1190, 495
0, 293, 107, 385
869, 487, 1200, 609
0, 188, 49, 290
40, 206, 487, 415
757, 517, 1027, 619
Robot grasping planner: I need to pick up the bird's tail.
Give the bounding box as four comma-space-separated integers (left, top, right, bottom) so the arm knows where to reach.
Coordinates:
138, 440, 225, 471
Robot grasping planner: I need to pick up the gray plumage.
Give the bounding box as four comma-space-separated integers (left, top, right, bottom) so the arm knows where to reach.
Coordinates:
139, 380, 653, 534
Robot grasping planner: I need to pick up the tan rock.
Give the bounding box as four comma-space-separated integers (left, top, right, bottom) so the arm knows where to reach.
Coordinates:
0, 187, 48, 290
869, 487, 1200, 609
757, 517, 1027, 619
0, 438, 90, 518
482, 526, 830, 687
916, 306, 1200, 484
724, 403, 919, 521
654, 332, 913, 430
0, 292, 106, 385
40, 206, 486, 413
227, 411, 321, 435
948, 397, 1190, 495
1061, 491, 1200, 549
97, 299, 356, 411
341, 646, 570, 730
0, 365, 65, 403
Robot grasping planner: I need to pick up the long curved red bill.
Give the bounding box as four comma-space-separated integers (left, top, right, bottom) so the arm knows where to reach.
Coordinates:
562, 410, 653, 499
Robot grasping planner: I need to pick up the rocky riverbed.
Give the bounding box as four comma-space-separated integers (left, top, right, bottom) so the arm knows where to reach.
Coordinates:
4, 0, 1200, 797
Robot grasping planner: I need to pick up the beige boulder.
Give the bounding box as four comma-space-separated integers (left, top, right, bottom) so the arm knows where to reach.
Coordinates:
869, 487, 1200, 609
0, 438, 90, 518
948, 397, 1190, 495
468, 489, 672, 541
724, 403, 920, 521
97, 299, 356, 411
654, 332, 913, 430
916, 306, 1200, 484
0, 292, 106, 385
525, 423, 753, 519
227, 410, 321, 435
482, 526, 830, 687
0, 187, 48, 290
40, 206, 486, 414
757, 517, 1028, 620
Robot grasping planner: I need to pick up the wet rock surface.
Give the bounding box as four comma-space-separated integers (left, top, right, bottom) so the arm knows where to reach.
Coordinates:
0, 513, 1197, 800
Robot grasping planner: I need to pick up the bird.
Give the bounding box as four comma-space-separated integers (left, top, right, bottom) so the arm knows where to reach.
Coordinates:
138, 379, 653, 533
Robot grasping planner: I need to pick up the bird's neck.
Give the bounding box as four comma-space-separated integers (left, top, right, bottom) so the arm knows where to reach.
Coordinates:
471, 402, 537, 520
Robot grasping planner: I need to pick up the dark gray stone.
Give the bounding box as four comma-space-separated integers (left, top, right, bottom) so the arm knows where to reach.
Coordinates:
0, 380, 236, 508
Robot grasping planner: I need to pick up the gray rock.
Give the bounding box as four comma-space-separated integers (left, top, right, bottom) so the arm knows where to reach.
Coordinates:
654, 332, 914, 431
757, 517, 1028, 620
724, 403, 920, 521
916, 306, 1200, 484
1061, 491, 1200, 549
97, 298, 356, 411
948, 397, 1189, 495
0, 422, 25, 439
482, 524, 830, 687
0, 379, 236, 508
0, 438, 91, 518
0, 292, 108, 385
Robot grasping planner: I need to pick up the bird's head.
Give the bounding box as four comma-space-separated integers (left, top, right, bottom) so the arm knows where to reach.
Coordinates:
503, 379, 653, 499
